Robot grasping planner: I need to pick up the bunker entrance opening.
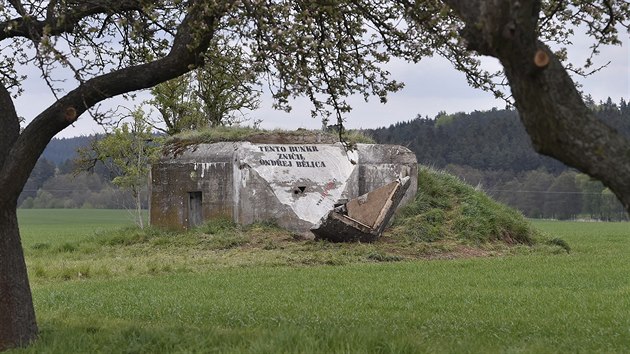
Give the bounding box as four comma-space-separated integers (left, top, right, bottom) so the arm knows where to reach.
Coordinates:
188, 191, 203, 228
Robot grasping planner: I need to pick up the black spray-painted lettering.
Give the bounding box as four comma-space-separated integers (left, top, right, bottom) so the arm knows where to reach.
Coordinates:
258, 145, 325, 168
288, 146, 319, 152
258, 145, 287, 152
277, 153, 305, 160
259, 159, 293, 167
295, 161, 326, 168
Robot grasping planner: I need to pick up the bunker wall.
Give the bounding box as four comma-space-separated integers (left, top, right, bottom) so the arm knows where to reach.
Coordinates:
150, 142, 417, 233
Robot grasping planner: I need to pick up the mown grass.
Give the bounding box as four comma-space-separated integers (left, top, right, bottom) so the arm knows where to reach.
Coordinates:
22, 216, 559, 284
19, 167, 563, 283
10, 220, 630, 353
13, 175, 629, 353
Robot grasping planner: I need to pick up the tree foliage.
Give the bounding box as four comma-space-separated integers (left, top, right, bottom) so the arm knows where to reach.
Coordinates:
148, 35, 261, 135
79, 108, 160, 228
1, 0, 630, 350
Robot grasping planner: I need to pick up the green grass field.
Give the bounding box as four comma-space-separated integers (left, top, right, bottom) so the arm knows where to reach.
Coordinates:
18, 209, 141, 248
12, 210, 630, 353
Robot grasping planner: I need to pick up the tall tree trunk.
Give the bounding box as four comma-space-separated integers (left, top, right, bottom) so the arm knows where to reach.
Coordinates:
0, 205, 37, 351
443, 0, 630, 214
0, 4, 218, 350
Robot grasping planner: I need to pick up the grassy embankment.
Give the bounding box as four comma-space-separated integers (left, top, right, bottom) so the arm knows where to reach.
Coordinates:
13, 168, 629, 353
19, 167, 560, 282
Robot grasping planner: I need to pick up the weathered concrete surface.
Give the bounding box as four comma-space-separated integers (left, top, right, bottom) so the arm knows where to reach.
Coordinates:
150, 141, 417, 234
311, 176, 411, 242
150, 143, 235, 230
236, 143, 357, 226
346, 182, 398, 228
310, 211, 378, 243
356, 144, 417, 206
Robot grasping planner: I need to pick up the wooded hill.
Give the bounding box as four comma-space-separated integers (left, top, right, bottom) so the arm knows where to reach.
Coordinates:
20, 135, 135, 210
20, 97, 630, 220
369, 97, 630, 173
367, 97, 630, 221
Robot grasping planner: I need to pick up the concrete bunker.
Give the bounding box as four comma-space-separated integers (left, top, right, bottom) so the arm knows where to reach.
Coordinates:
150, 137, 417, 239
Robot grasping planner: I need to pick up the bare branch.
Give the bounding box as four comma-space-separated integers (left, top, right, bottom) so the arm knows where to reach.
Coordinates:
0, 0, 221, 203
7, 0, 27, 17
0, 0, 144, 41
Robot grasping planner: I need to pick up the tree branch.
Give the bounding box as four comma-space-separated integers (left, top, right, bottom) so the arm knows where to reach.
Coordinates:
0, 82, 20, 172
504, 41, 630, 212
444, 0, 630, 213
7, 0, 27, 17
0, 0, 143, 41
0, 1, 219, 205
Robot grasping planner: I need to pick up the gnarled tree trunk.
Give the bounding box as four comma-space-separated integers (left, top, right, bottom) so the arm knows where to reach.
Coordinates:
444, 0, 630, 214
0, 2, 219, 350
0, 205, 38, 351
0, 61, 37, 351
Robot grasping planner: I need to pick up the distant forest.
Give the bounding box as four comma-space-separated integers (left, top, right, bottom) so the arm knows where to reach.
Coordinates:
20, 136, 137, 210
367, 97, 630, 220
20, 97, 630, 220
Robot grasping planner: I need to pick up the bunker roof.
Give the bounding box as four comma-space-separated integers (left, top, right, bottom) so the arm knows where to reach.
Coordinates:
163, 127, 374, 156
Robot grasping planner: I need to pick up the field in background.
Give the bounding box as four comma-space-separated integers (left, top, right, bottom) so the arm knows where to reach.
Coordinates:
18, 209, 141, 248
13, 210, 630, 353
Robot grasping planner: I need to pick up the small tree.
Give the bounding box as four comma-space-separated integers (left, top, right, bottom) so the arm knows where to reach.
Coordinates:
148, 36, 261, 135
81, 108, 161, 228
195, 36, 261, 127
147, 73, 203, 135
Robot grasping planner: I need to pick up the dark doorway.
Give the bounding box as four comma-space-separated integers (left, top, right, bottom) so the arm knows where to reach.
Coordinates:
188, 191, 203, 228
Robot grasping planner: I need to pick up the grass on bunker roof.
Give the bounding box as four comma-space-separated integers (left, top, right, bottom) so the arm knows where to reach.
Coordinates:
162, 126, 375, 153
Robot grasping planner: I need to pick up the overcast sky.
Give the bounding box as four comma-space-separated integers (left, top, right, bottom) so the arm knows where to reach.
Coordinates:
16, 35, 629, 138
